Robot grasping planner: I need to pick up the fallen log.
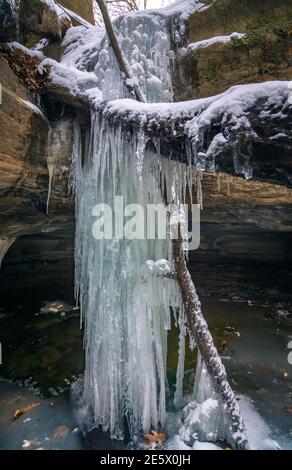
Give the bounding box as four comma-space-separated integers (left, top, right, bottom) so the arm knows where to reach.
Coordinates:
173, 227, 249, 450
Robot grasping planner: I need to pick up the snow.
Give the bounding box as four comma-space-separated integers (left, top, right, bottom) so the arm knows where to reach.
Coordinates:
21, 99, 47, 120
192, 441, 222, 450
167, 395, 281, 451
237, 396, 280, 450
99, 81, 291, 181
7, 42, 45, 59
186, 81, 291, 178
187, 32, 246, 53
38, 58, 102, 103
101, 95, 215, 122
146, 0, 206, 20
61, 26, 104, 72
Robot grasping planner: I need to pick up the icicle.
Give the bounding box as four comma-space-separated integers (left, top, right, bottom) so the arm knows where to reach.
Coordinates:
196, 170, 204, 210
174, 310, 186, 409
217, 173, 221, 193
75, 111, 193, 438
46, 122, 69, 215
226, 174, 231, 197
46, 163, 55, 215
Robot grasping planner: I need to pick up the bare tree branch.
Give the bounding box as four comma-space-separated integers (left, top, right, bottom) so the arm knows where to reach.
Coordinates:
173, 227, 249, 450
93, 0, 140, 26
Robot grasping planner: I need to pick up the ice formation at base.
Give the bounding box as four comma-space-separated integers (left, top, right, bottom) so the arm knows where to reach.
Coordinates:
179, 353, 231, 446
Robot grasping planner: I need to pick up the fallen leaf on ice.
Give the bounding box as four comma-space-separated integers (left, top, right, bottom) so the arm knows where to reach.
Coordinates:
219, 340, 228, 350
283, 406, 292, 414
13, 402, 40, 421
53, 425, 70, 439
143, 430, 166, 449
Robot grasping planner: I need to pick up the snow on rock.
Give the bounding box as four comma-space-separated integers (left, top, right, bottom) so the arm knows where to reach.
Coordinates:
187, 32, 246, 53
61, 26, 104, 71
179, 398, 222, 445
186, 81, 291, 178
38, 57, 102, 104
99, 81, 291, 181
55, 2, 92, 28
7, 41, 45, 59
168, 394, 282, 451
148, 0, 206, 21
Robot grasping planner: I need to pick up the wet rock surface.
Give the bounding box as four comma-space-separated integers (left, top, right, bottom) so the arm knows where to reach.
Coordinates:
174, 0, 292, 100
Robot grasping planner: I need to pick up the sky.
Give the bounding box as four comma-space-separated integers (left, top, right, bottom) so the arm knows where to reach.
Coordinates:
139, 0, 174, 10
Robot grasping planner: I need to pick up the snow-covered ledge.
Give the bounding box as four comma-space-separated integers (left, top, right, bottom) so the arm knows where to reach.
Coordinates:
97, 81, 292, 183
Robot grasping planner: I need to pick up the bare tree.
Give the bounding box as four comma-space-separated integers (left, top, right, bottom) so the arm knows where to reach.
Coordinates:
93, 0, 148, 26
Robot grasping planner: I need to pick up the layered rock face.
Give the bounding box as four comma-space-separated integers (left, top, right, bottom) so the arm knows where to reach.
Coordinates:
174, 0, 292, 100
0, 0, 19, 41
59, 0, 95, 24
174, 0, 292, 302
0, 0, 93, 284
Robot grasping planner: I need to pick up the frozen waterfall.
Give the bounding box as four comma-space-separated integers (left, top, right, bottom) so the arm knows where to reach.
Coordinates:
74, 112, 191, 438
71, 3, 239, 444
72, 10, 189, 438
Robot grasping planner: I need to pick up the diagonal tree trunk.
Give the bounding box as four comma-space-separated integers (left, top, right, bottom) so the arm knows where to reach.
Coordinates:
173, 228, 249, 450
96, 0, 145, 102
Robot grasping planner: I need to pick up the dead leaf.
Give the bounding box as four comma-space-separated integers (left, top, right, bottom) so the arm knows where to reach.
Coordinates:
283, 372, 289, 379
234, 331, 241, 337
219, 340, 228, 350
12, 402, 40, 421
53, 425, 70, 439
143, 430, 166, 449
259, 368, 268, 375
283, 406, 292, 414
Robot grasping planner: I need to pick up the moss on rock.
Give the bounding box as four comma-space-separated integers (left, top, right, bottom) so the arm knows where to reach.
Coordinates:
59, 0, 95, 24
173, 0, 292, 100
